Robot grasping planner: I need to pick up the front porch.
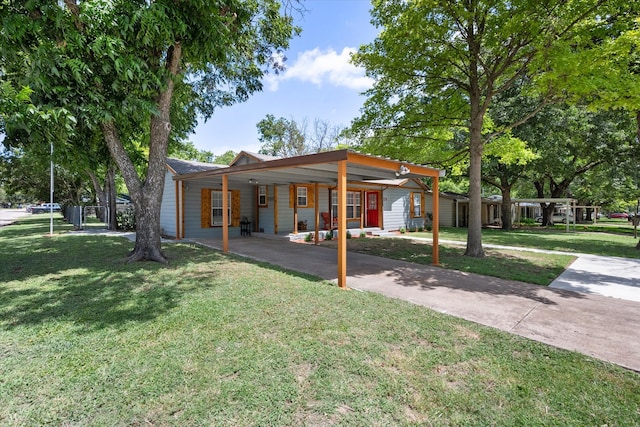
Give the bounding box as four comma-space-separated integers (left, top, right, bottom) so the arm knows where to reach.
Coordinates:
250, 227, 386, 242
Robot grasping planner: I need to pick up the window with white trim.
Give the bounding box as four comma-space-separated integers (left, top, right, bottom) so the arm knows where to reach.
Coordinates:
297, 186, 308, 207
411, 192, 423, 218
331, 190, 361, 220
211, 190, 231, 226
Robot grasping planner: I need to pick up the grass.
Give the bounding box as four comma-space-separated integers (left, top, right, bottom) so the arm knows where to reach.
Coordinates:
430, 226, 640, 259
1, 216, 640, 425
326, 224, 638, 285
321, 237, 572, 285
321, 222, 639, 286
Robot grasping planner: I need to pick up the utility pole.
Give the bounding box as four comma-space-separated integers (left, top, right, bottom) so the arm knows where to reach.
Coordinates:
49, 140, 54, 235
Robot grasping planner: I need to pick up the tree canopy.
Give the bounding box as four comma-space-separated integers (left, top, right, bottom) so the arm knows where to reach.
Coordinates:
1, 0, 300, 262
351, 0, 636, 257
257, 114, 346, 157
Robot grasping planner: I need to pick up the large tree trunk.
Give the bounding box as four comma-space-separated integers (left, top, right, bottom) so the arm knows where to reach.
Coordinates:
466, 83, 485, 256
465, 23, 485, 258
467, 137, 484, 257
102, 120, 168, 263
500, 185, 513, 230
104, 166, 117, 230
101, 42, 182, 263
87, 165, 117, 229
87, 170, 107, 222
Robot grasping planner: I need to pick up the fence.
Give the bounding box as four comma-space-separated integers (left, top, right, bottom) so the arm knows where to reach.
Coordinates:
64, 205, 109, 230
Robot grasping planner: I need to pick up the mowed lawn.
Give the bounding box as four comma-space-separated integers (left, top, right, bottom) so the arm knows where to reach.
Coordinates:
320, 237, 574, 286
1, 216, 639, 426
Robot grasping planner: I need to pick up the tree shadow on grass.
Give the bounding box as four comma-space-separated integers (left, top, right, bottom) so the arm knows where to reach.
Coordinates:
312, 239, 584, 305
191, 237, 590, 306
0, 233, 231, 334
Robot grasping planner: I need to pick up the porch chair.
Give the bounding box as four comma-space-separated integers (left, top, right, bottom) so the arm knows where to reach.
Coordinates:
321, 212, 338, 230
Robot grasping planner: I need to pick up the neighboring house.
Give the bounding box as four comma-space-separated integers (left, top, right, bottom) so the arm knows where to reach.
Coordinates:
429, 192, 502, 228
160, 150, 449, 240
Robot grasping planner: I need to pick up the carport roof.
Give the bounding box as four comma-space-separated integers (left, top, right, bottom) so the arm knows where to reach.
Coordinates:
166, 157, 227, 175
173, 149, 445, 184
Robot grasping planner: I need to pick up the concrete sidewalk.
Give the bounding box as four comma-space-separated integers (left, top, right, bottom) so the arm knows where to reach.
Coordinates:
396, 235, 640, 302
193, 236, 640, 372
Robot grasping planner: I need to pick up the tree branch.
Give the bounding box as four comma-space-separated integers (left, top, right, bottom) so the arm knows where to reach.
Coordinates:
63, 0, 84, 31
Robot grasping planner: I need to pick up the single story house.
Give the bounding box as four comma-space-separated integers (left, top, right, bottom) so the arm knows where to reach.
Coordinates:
160, 151, 506, 239
160, 149, 446, 288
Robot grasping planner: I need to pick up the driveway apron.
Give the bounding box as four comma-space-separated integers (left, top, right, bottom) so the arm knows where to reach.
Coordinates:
550, 254, 640, 302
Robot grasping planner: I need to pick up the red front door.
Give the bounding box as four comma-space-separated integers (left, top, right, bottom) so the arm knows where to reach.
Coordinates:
366, 192, 379, 227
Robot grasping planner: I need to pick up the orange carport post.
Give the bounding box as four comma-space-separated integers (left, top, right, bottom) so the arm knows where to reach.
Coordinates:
337, 160, 347, 289
432, 175, 439, 265
222, 174, 229, 253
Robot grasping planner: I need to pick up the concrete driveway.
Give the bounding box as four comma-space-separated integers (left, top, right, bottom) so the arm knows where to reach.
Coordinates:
193, 236, 640, 372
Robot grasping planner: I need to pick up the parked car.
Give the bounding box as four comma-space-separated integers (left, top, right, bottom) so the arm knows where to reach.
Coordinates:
608, 212, 628, 219
535, 212, 574, 224
31, 203, 62, 214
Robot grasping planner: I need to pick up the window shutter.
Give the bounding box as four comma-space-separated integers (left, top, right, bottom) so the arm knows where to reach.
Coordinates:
289, 185, 295, 208
307, 185, 315, 208
289, 184, 313, 208
420, 192, 425, 218
231, 190, 241, 227
410, 192, 416, 218
201, 188, 211, 228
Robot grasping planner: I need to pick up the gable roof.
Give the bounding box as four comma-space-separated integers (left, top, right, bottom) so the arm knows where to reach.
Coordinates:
230, 151, 280, 166
166, 158, 227, 176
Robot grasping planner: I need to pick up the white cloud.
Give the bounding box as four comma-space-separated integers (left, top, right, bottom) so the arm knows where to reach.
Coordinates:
265, 47, 374, 92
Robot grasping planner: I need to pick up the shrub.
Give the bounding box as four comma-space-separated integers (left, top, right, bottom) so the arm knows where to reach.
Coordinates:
418, 226, 424, 232
359, 231, 367, 238
400, 227, 406, 234
325, 230, 333, 241
116, 207, 136, 230
346, 230, 352, 239
426, 225, 432, 232
304, 233, 313, 242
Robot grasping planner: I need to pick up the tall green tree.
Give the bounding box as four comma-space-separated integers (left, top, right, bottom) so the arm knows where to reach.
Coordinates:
213, 150, 237, 165
257, 114, 307, 157
512, 104, 636, 224
351, 0, 626, 257
1, 1, 299, 262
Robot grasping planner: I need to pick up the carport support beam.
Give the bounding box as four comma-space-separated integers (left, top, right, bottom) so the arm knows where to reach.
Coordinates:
222, 174, 229, 253
314, 182, 320, 244
337, 160, 347, 289
432, 176, 440, 265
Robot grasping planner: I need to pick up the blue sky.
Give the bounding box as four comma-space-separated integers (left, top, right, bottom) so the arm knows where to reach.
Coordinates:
190, 0, 378, 156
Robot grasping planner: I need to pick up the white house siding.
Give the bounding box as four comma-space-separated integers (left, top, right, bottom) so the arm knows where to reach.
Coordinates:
160, 171, 177, 238
257, 185, 275, 234
425, 194, 456, 228
439, 198, 455, 227
382, 187, 418, 231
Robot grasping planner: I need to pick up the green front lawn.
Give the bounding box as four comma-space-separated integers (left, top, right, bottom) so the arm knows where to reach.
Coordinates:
427, 226, 640, 259
1, 216, 639, 425
322, 237, 573, 286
